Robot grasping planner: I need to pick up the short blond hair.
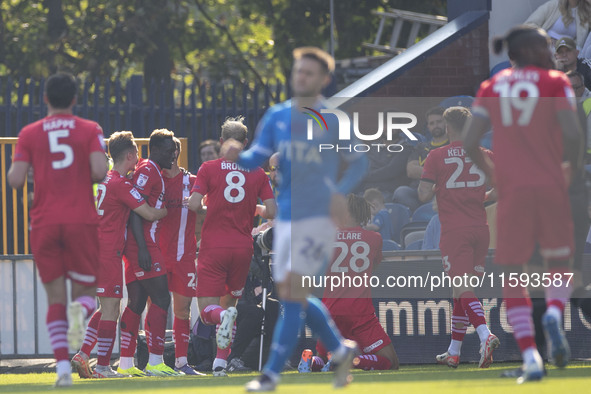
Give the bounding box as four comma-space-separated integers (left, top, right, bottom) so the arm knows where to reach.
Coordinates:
293, 47, 335, 74
221, 116, 248, 143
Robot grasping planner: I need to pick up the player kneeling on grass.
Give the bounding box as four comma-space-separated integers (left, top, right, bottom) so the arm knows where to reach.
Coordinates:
298, 194, 399, 373
418, 106, 499, 369
72, 131, 168, 379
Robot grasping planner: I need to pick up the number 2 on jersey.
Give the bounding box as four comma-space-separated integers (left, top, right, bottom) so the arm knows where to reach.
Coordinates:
444, 157, 485, 189
48, 129, 74, 169
95, 184, 106, 215
492, 80, 539, 126
331, 241, 371, 273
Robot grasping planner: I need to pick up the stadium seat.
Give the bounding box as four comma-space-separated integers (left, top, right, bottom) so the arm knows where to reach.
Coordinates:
399, 221, 428, 248
490, 60, 511, 77
404, 230, 426, 248
382, 239, 402, 251
384, 203, 411, 244
411, 203, 436, 223
405, 240, 423, 250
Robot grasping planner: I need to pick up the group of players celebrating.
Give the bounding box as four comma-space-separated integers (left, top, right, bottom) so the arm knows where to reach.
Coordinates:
6, 22, 584, 390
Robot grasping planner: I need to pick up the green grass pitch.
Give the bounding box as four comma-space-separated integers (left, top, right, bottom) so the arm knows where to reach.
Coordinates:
2, 363, 591, 393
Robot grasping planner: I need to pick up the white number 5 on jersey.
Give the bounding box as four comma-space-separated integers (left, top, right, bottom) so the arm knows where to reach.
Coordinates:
48, 129, 74, 169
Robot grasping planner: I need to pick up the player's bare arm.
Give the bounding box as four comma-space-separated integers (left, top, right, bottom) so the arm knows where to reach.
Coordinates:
417, 180, 436, 203
7, 161, 30, 189
187, 191, 204, 212
90, 151, 109, 183
406, 159, 423, 179
133, 203, 168, 222
557, 109, 584, 177
258, 198, 277, 220
463, 115, 495, 185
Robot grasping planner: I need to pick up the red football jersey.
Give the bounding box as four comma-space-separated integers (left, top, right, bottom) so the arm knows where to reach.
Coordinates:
421, 141, 492, 233
12, 114, 105, 227
159, 169, 197, 263
472, 66, 576, 192
127, 158, 165, 246
192, 158, 274, 249
96, 170, 145, 253
322, 227, 383, 316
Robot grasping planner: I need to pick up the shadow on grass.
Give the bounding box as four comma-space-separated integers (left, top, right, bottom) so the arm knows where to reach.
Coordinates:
2, 362, 591, 392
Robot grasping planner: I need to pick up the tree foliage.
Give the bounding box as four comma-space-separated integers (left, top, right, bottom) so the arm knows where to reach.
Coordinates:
0, 0, 446, 83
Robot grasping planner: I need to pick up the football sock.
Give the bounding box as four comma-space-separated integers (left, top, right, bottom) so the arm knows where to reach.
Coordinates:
304, 297, 343, 353
120, 307, 141, 358
149, 353, 163, 366
201, 305, 224, 325
263, 300, 304, 376
448, 340, 463, 356
354, 354, 392, 370
173, 317, 191, 366
75, 295, 96, 319
56, 360, 71, 376
450, 298, 468, 351
80, 311, 101, 356
504, 286, 536, 352
96, 320, 117, 367
459, 292, 488, 333
545, 266, 572, 314
47, 303, 69, 362
213, 358, 227, 370
146, 304, 167, 356
215, 322, 236, 361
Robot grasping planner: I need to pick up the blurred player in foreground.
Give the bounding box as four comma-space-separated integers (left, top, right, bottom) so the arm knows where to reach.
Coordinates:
8, 72, 108, 387
188, 117, 276, 376
418, 106, 499, 369
299, 194, 398, 373
464, 25, 583, 383
72, 131, 167, 378
223, 47, 368, 391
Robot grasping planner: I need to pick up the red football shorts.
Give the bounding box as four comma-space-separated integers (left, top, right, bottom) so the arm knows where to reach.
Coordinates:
439, 226, 489, 278
316, 313, 391, 358
96, 247, 124, 298
496, 186, 574, 264
123, 241, 167, 284
167, 258, 197, 298
195, 247, 253, 298
31, 223, 99, 285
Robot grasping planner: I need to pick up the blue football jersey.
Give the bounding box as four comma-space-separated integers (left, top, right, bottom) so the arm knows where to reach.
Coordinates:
238, 99, 368, 220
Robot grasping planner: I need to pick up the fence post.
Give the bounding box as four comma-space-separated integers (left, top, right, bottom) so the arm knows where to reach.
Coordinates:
129, 75, 144, 137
